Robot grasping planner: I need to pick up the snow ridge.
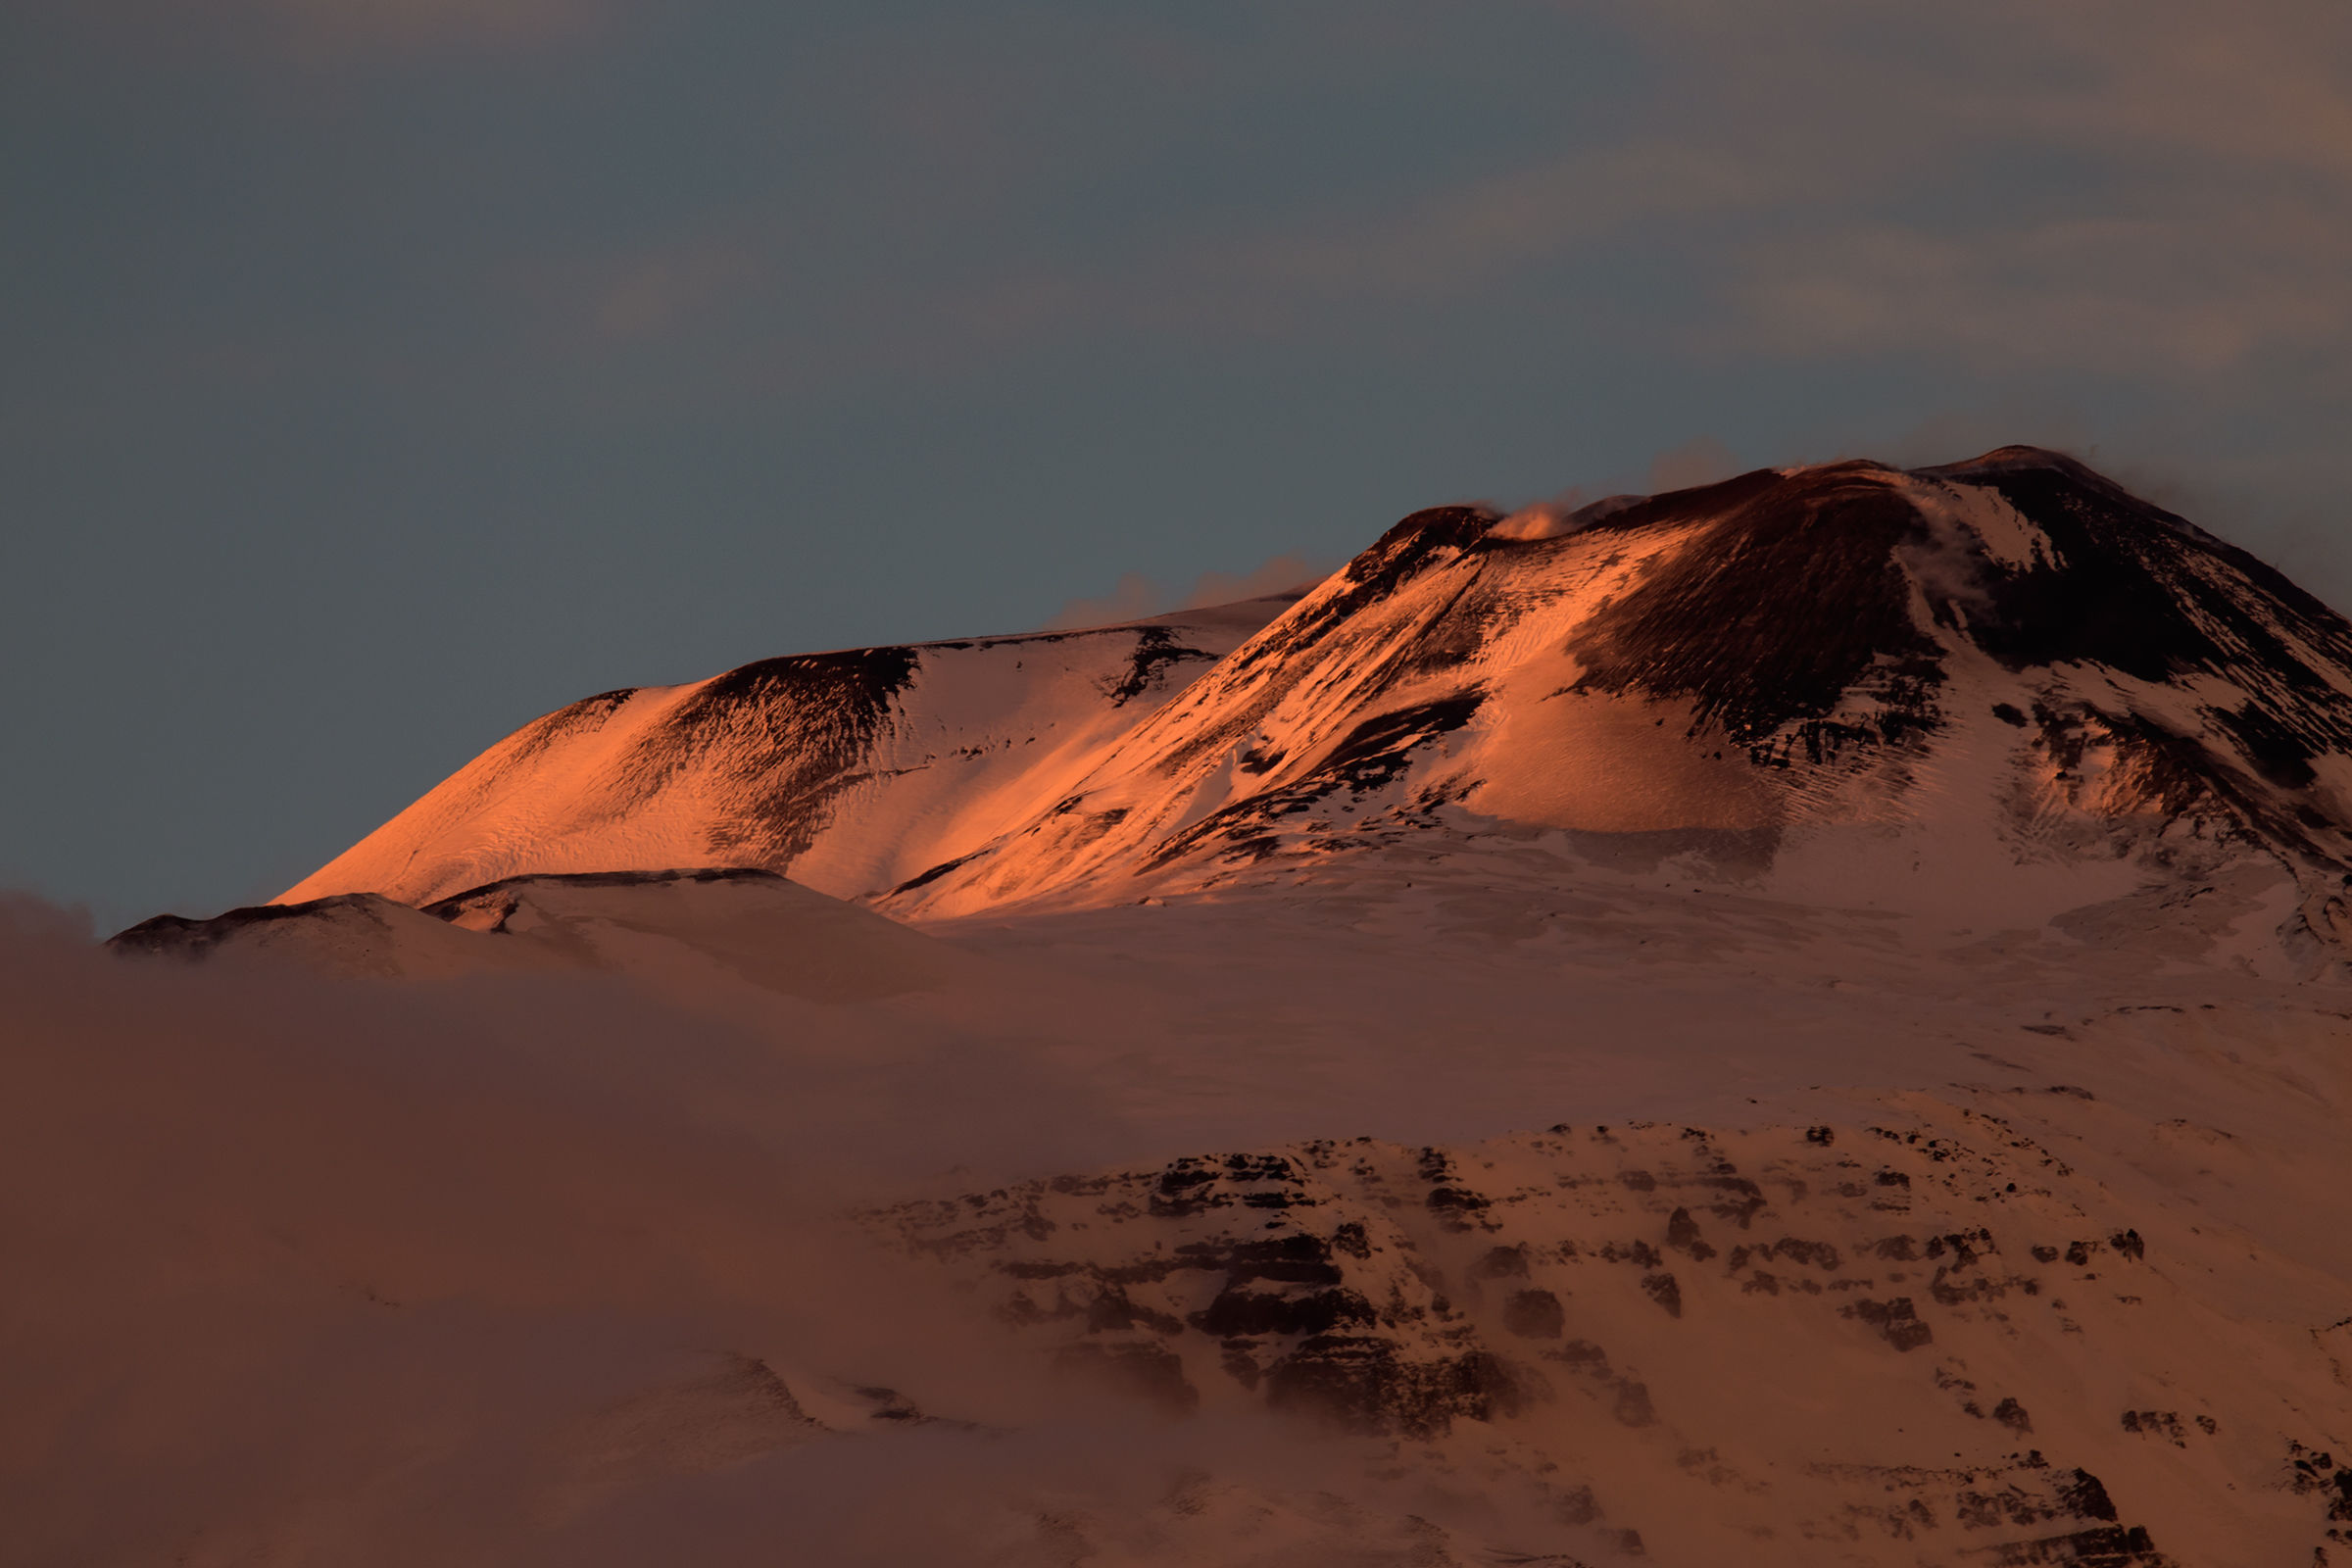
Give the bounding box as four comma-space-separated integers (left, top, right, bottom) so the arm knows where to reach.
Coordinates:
279, 449, 2352, 951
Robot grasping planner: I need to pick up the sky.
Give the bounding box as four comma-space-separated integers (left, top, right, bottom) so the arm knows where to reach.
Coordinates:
4, 0, 2349, 930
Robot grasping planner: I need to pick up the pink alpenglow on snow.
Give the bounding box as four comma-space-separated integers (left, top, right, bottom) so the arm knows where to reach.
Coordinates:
289, 449, 2352, 949
24, 447, 2352, 1566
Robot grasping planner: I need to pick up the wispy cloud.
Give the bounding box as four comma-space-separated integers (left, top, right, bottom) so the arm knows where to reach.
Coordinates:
45, 0, 614, 61
267, 0, 608, 54
1645, 436, 1739, 494
1726, 210, 2352, 372
793, 0, 2352, 381
1042, 572, 1161, 632
1041, 554, 1335, 632
586, 238, 760, 343
1179, 553, 1331, 611
447, 0, 2349, 417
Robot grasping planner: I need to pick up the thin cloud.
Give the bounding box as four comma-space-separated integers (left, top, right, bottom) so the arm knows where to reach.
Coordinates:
1179, 553, 1333, 610
44, 0, 617, 61
589, 239, 760, 343
4, 888, 1607, 1562
858, 0, 2352, 384
1726, 211, 2352, 372
272, 0, 609, 55
1040, 554, 1336, 632
445, 1, 2352, 417
1644, 436, 1739, 494
1042, 571, 1161, 632
0, 895, 1211, 1562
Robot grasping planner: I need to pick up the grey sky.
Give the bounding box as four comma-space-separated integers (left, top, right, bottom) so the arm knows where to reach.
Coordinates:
5, 0, 2348, 930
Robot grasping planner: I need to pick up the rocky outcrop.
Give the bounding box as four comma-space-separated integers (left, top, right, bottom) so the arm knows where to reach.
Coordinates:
867, 1102, 2348, 1563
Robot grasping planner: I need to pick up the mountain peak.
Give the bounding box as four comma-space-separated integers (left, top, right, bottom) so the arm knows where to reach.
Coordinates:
263, 449, 2352, 963
1921, 441, 2115, 480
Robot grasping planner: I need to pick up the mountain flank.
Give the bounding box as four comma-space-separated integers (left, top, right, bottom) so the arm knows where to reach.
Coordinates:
250, 447, 2352, 960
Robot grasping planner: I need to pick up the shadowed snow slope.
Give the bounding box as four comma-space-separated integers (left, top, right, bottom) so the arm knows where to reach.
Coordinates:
119, 868, 960, 1003
52, 449, 2352, 1565
279, 449, 2352, 956
60, 843, 2352, 1565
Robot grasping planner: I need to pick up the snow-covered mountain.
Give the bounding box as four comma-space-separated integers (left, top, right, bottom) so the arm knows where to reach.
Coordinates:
284, 447, 2352, 953
84, 830, 2352, 1565
276, 592, 1305, 911
62, 446, 2352, 1566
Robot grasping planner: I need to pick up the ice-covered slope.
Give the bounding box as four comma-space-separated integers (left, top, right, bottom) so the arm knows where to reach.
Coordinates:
282, 449, 2352, 953
873, 1106, 2332, 1565
279, 593, 1307, 909
119, 868, 959, 1002
62, 444, 2352, 1566
70, 833, 2352, 1565
892, 449, 2352, 936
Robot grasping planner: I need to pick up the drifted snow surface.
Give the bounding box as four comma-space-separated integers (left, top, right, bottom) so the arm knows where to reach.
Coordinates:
281, 448, 2352, 958
39, 855, 2352, 1566
278, 592, 1307, 913
21, 449, 2352, 1565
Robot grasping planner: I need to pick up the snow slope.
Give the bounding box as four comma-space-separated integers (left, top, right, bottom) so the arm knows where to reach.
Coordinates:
70, 829, 2352, 1566
279, 593, 1306, 910
280, 449, 2352, 957
119, 867, 960, 1002
888, 449, 2352, 939
53, 444, 2352, 1566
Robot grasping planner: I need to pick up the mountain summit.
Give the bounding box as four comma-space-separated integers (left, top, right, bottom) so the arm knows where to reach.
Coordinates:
279, 448, 2352, 952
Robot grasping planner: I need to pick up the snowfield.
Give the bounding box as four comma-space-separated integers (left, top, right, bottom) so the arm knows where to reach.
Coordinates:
18, 448, 2352, 1565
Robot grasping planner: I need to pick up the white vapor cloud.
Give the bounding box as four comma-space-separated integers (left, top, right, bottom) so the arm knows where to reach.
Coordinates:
37, 0, 614, 61
0, 895, 1203, 1565
2, 878, 1756, 1563
786, 0, 2352, 388
1042, 554, 1335, 631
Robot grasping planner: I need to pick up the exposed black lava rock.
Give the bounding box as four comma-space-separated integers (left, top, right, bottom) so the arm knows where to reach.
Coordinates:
1102, 626, 1218, 707
1102, 447, 2352, 915
1564, 463, 1946, 748
111, 893, 397, 956
1501, 1290, 1566, 1340
115, 869, 803, 954
1844, 1296, 1936, 1351
632, 646, 921, 866
1190, 1287, 1375, 1339
1986, 1524, 2167, 1565
1264, 1336, 1527, 1439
